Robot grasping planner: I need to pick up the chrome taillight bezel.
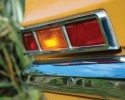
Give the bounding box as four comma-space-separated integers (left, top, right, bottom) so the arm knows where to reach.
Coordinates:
21, 10, 120, 55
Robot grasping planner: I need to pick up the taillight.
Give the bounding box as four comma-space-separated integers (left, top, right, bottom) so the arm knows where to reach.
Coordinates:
36, 26, 68, 51
22, 32, 38, 51
21, 11, 119, 54
65, 18, 105, 47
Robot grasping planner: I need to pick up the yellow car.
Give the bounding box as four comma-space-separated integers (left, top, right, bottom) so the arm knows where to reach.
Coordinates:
21, 0, 125, 100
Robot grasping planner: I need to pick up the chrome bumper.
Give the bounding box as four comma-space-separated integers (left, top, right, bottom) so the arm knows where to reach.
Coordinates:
21, 56, 125, 99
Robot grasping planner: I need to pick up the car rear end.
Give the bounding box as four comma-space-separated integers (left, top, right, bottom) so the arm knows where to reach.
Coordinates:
21, 0, 125, 100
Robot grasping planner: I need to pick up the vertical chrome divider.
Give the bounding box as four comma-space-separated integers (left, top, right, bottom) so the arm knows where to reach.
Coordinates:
62, 26, 72, 49
33, 31, 42, 51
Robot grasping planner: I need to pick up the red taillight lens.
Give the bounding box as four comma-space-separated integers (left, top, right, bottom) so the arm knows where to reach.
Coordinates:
22, 32, 38, 51
65, 18, 105, 47
36, 26, 68, 51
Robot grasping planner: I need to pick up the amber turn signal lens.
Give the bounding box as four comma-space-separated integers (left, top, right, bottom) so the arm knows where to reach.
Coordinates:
36, 26, 68, 51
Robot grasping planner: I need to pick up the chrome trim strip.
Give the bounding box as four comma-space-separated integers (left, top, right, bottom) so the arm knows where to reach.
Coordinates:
21, 57, 125, 99
22, 57, 125, 79
96, 11, 120, 49
21, 10, 120, 55
62, 26, 72, 49
33, 31, 42, 51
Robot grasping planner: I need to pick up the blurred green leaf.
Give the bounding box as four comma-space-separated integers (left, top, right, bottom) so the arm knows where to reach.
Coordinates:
0, 0, 41, 99
0, 97, 12, 100
0, 82, 12, 88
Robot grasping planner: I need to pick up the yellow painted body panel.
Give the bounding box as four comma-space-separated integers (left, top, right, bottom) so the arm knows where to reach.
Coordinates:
43, 92, 104, 100
43, 92, 120, 100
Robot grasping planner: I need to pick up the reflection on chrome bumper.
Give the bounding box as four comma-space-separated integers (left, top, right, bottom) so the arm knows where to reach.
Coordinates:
21, 57, 125, 99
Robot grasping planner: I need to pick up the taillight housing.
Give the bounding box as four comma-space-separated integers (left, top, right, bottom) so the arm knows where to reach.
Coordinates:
21, 11, 119, 54
22, 32, 38, 51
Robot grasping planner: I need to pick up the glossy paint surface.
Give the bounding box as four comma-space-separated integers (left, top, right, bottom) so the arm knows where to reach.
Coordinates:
43, 93, 105, 100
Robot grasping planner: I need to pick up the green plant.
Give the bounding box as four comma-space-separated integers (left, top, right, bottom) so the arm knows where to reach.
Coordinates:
0, 0, 41, 99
